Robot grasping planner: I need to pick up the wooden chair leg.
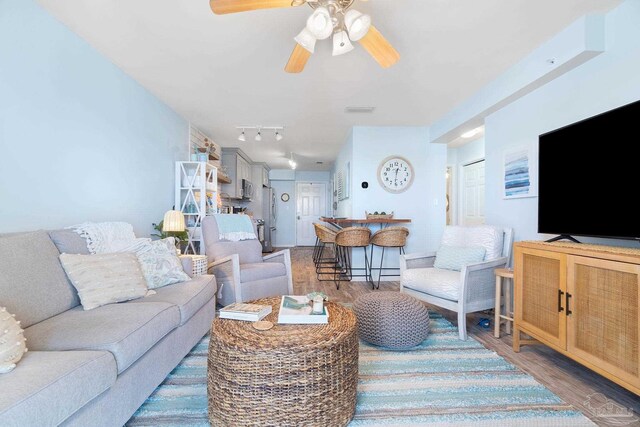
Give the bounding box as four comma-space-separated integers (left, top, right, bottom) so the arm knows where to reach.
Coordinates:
494, 275, 502, 338
505, 277, 512, 335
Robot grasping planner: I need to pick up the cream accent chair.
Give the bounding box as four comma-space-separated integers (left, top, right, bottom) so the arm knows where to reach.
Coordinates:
202, 217, 293, 306
400, 225, 513, 340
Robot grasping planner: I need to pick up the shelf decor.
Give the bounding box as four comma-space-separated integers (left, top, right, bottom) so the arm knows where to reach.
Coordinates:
175, 161, 218, 255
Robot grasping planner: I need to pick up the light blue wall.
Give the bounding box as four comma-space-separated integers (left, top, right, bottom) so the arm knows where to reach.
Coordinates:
333, 130, 353, 218
0, 0, 188, 235
271, 180, 296, 247
484, 0, 640, 246
270, 170, 332, 247
351, 127, 447, 257
448, 138, 485, 166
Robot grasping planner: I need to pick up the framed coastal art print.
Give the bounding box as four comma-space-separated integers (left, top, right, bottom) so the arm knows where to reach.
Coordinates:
503, 145, 537, 199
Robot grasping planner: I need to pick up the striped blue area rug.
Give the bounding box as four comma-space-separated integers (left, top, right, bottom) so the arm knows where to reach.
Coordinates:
127, 312, 594, 426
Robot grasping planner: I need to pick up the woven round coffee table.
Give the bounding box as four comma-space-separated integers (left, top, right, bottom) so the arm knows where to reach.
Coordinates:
207, 297, 358, 427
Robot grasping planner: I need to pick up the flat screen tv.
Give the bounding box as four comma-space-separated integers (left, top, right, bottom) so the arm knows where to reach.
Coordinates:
538, 99, 640, 242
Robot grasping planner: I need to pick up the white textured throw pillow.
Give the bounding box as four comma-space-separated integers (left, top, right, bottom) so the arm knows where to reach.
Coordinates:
59, 253, 149, 310
433, 245, 486, 271
0, 307, 27, 374
136, 238, 190, 289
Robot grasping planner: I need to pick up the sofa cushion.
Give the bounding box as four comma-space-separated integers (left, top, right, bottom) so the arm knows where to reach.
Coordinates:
0, 231, 80, 328
402, 268, 461, 302
441, 225, 504, 261
0, 350, 116, 427
24, 302, 180, 373
130, 275, 216, 325
240, 262, 287, 283
48, 229, 90, 255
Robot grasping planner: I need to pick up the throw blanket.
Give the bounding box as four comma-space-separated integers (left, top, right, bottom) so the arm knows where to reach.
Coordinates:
213, 214, 256, 242
69, 222, 150, 254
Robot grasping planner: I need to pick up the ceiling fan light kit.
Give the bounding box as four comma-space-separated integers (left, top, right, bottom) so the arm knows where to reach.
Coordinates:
332, 30, 354, 56
343, 9, 371, 41
210, 0, 399, 73
307, 7, 334, 40
294, 28, 317, 53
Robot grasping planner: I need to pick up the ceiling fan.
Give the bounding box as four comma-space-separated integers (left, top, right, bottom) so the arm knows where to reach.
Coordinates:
209, 0, 400, 73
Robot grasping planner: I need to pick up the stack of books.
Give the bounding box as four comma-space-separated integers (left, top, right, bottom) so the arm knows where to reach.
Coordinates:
219, 303, 272, 322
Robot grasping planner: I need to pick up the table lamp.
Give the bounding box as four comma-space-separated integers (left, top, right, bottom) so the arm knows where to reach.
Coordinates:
162, 210, 186, 254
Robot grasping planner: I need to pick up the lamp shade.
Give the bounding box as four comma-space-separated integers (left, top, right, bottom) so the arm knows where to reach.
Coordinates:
294, 28, 317, 53
162, 210, 186, 232
344, 9, 371, 41
332, 30, 354, 56
306, 7, 333, 40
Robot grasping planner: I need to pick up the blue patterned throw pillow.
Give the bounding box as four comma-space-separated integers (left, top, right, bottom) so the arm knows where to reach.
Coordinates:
433, 245, 486, 271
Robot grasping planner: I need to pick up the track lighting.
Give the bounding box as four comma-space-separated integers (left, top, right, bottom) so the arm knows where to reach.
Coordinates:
236, 126, 284, 142
289, 153, 297, 170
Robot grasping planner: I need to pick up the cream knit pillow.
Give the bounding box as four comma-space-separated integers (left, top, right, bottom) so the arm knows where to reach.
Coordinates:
0, 307, 27, 374
59, 253, 149, 310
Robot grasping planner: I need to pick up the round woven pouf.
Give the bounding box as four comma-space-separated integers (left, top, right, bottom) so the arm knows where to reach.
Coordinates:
353, 292, 430, 349
208, 297, 358, 427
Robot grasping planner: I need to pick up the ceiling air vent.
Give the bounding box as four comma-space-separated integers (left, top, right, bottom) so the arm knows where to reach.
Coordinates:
345, 106, 376, 113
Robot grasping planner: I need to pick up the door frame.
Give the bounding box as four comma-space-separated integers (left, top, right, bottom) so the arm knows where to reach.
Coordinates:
458, 157, 485, 226
295, 181, 329, 247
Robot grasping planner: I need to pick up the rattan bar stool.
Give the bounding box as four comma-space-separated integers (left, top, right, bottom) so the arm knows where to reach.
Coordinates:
334, 227, 373, 290
369, 227, 409, 289
313, 223, 340, 281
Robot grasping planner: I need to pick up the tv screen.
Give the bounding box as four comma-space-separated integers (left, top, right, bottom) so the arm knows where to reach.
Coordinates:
538, 99, 640, 240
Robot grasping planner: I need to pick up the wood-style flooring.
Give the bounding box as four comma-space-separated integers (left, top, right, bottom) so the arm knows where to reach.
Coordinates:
287, 246, 640, 427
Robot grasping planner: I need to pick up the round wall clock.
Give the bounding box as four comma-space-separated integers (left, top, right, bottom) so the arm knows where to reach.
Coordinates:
377, 156, 414, 193
280, 193, 290, 202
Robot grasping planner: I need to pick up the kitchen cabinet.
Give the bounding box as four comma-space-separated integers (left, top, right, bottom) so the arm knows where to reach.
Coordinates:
221, 148, 252, 199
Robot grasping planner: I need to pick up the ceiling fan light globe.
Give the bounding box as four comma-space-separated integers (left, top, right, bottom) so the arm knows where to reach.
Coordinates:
294, 27, 317, 53
332, 30, 354, 56
344, 9, 371, 41
306, 7, 333, 40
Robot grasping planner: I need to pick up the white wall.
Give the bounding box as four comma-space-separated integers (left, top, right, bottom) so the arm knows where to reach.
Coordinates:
484, 0, 640, 246
0, 0, 188, 235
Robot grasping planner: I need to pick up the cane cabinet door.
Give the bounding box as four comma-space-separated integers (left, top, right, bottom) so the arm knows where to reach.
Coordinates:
515, 247, 567, 350
566, 256, 640, 390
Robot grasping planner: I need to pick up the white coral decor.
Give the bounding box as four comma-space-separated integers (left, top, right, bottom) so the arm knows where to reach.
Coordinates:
0, 307, 27, 374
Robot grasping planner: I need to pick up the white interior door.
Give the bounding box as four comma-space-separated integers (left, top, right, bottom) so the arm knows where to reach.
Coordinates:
462, 160, 485, 226
296, 182, 326, 246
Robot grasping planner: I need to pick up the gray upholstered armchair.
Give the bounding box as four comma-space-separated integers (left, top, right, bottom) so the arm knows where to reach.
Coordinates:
400, 225, 513, 340
202, 216, 293, 306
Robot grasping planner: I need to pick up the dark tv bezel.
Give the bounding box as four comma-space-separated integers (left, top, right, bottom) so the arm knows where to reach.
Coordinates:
537, 99, 640, 241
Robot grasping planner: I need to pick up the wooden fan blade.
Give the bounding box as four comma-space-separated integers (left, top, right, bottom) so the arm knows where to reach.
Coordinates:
210, 0, 295, 15
358, 25, 400, 69
285, 44, 312, 73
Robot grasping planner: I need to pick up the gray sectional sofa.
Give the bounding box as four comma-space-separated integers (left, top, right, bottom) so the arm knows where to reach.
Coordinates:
0, 229, 217, 426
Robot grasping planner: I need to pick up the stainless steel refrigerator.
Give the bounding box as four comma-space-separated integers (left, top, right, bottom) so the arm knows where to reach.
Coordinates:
262, 187, 277, 252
